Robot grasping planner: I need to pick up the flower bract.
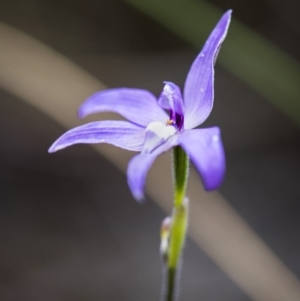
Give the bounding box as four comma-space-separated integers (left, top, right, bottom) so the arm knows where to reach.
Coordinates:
49, 10, 232, 201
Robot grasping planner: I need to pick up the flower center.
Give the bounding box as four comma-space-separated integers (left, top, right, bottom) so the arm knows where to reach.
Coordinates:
158, 82, 184, 131
142, 82, 185, 154
169, 111, 184, 131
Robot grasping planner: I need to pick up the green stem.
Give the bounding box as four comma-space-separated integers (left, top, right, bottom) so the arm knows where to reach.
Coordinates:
163, 146, 189, 301
166, 267, 176, 301
173, 146, 189, 208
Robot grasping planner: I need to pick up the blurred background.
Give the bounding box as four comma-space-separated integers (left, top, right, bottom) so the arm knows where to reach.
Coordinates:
0, 0, 299, 300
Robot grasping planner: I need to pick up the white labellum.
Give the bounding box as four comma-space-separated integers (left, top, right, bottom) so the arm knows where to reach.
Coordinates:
142, 121, 176, 154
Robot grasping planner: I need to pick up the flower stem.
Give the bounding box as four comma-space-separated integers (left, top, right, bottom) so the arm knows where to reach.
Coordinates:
162, 146, 189, 301
173, 146, 189, 208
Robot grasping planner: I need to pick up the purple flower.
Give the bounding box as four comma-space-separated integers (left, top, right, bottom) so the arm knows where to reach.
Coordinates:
49, 11, 232, 201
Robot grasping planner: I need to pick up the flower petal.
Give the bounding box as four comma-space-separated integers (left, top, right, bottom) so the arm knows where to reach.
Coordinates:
127, 135, 179, 201
78, 88, 168, 127
178, 127, 225, 190
48, 120, 145, 153
183, 10, 232, 129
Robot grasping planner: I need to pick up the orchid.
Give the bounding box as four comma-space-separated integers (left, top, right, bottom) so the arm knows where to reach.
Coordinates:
49, 10, 231, 202
49, 10, 232, 301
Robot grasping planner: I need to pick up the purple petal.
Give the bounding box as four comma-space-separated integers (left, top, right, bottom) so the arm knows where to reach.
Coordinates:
48, 120, 145, 153
78, 88, 168, 127
183, 10, 232, 129
127, 135, 179, 201
178, 127, 225, 190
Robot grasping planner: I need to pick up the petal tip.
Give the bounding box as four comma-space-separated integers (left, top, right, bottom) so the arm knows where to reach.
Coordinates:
48, 138, 66, 153
48, 145, 56, 153
222, 10, 233, 28
203, 160, 226, 191
220, 10, 232, 34
134, 193, 146, 204
48, 143, 61, 153
130, 186, 146, 203
77, 106, 86, 120
203, 176, 224, 191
